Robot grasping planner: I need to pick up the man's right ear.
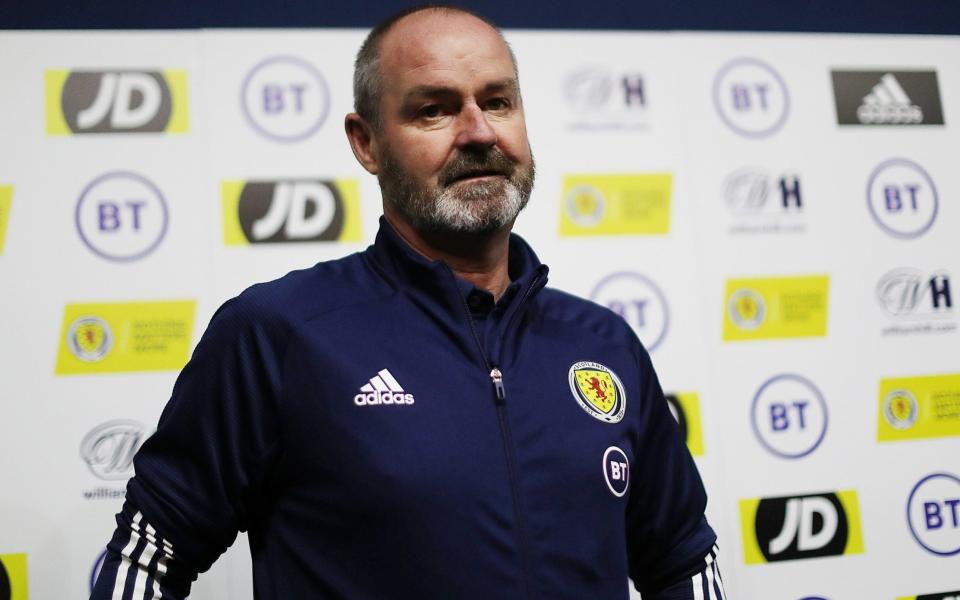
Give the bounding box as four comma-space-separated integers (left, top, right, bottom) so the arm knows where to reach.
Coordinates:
344, 113, 380, 175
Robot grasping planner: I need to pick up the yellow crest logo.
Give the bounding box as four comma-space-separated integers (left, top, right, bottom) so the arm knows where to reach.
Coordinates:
884, 390, 918, 430
728, 288, 766, 330
568, 361, 626, 423
67, 317, 113, 362
56, 301, 196, 375
722, 275, 829, 341
559, 174, 672, 236
878, 373, 960, 442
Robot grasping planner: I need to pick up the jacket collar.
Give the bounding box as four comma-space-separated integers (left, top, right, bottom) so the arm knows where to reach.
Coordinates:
364, 216, 549, 318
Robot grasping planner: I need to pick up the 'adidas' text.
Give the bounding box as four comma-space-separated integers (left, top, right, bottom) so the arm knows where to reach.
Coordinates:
354, 368, 416, 406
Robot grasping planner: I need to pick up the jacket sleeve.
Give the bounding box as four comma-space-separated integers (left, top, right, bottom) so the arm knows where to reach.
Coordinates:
90, 295, 288, 599
626, 346, 720, 597
644, 544, 727, 600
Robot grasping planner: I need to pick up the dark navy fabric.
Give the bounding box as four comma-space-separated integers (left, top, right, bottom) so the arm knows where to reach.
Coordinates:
92, 217, 716, 599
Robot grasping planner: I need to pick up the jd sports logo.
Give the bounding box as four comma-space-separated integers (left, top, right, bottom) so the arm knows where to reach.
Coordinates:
831, 70, 944, 126
46, 69, 189, 134
665, 392, 705, 457
901, 592, 960, 600
221, 180, 361, 244
740, 490, 864, 564
0, 553, 27, 600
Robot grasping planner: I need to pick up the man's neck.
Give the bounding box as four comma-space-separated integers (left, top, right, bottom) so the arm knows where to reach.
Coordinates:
384, 212, 513, 300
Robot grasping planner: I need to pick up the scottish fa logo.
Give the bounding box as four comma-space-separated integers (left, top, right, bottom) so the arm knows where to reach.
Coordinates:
883, 389, 919, 430
67, 317, 113, 362
568, 361, 626, 424
564, 184, 606, 227
728, 288, 766, 330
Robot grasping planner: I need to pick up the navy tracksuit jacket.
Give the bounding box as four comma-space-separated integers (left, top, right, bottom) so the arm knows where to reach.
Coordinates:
91, 218, 723, 599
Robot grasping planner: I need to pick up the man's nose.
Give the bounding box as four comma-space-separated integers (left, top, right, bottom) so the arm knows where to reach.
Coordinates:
454, 104, 498, 148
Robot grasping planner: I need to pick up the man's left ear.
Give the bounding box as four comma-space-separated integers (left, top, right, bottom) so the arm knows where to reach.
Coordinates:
344, 113, 380, 175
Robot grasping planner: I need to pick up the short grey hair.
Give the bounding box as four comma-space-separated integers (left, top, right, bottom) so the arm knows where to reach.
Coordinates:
353, 4, 519, 130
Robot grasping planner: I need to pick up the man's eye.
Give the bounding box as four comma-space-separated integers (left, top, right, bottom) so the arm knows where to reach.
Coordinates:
486, 98, 511, 111
418, 105, 443, 119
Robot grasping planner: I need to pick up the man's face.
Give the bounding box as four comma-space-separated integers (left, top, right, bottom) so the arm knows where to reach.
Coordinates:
372, 11, 535, 236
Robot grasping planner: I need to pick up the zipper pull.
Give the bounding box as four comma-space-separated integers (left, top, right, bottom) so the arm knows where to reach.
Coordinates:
490, 367, 506, 404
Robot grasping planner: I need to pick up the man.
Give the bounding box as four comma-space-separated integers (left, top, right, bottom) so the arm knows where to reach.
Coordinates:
92, 5, 725, 599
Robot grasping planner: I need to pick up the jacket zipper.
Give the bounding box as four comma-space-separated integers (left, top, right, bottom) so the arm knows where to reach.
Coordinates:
488, 366, 536, 600
452, 269, 543, 600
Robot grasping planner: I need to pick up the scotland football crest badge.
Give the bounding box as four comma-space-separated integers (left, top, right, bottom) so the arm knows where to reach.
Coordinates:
568, 361, 626, 424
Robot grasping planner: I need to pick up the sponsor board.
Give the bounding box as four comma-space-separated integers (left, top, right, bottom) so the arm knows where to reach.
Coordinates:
45, 69, 188, 134
590, 272, 670, 352
867, 158, 938, 239
221, 179, 361, 244
906, 473, 960, 556
55, 300, 195, 375
877, 269, 955, 336
712, 57, 790, 138
740, 490, 864, 564
559, 174, 672, 236
0, 553, 28, 600
723, 275, 829, 341
80, 419, 149, 481
723, 168, 805, 234
831, 70, 944, 126
665, 392, 704, 456
0, 185, 11, 255
751, 374, 828, 459
562, 68, 649, 131
878, 374, 960, 442
75, 171, 168, 262
241, 55, 330, 142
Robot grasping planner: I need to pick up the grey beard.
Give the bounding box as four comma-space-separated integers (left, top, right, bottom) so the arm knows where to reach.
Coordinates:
378, 150, 535, 236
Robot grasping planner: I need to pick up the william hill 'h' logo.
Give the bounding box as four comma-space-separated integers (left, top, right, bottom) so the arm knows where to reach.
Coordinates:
221, 179, 361, 244
568, 361, 626, 424
45, 70, 189, 134
740, 490, 864, 564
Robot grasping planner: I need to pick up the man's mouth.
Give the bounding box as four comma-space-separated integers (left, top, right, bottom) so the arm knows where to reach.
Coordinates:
446, 170, 508, 185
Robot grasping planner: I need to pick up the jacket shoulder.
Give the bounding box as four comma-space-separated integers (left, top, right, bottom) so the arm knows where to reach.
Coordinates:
535, 287, 645, 354
201, 252, 387, 349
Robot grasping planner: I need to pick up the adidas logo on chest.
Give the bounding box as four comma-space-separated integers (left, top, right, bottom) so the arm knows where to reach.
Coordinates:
354, 368, 416, 406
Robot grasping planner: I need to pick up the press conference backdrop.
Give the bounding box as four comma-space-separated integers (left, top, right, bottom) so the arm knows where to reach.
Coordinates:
0, 27, 958, 600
